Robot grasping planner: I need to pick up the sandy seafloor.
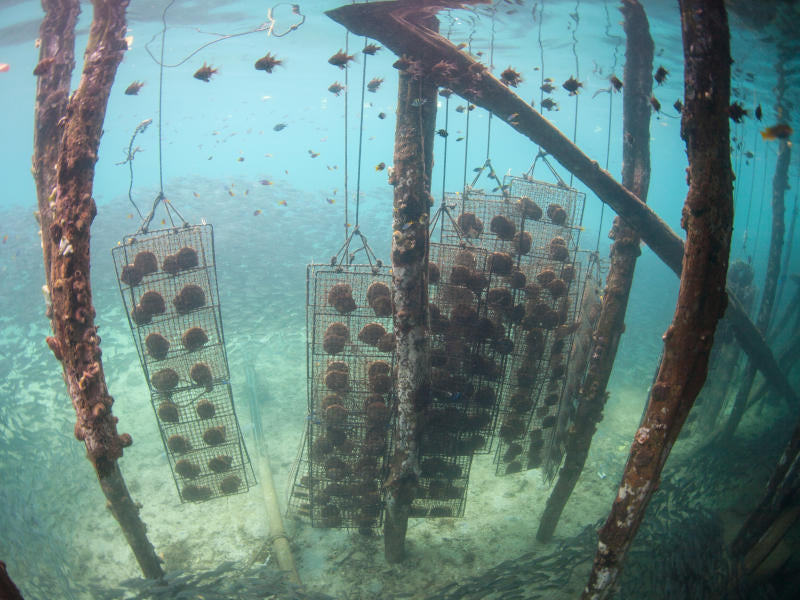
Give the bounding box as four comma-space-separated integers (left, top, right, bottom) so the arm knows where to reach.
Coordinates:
2, 172, 776, 600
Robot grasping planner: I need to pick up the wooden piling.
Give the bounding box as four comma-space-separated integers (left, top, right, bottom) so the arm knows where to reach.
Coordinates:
34, 0, 163, 580
382, 14, 438, 564
536, 0, 653, 543
582, 1, 734, 596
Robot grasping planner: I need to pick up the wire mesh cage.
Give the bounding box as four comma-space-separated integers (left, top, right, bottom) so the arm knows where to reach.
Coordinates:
299, 263, 395, 529
112, 224, 255, 502
436, 179, 590, 478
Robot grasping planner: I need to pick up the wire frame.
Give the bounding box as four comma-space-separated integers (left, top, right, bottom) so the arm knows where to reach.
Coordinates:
302, 263, 395, 529
112, 224, 255, 502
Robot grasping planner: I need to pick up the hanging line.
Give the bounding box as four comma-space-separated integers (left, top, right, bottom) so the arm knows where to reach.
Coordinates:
741, 117, 760, 256
751, 143, 771, 261
568, 0, 581, 189
343, 28, 351, 246
330, 225, 382, 272
460, 24, 477, 199
144, 2, 305, 68
526, 150, 568, 188
354, 37, 371, 230
484, 5, 496, 163
595, 0, 620, 253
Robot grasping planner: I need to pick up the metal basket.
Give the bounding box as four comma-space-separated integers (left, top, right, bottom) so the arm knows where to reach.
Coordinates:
112, 224, 255, 502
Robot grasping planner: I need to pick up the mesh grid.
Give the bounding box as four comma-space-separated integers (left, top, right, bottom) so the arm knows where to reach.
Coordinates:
300, 263, 394, 529
112, 224, 255, 502
435, 181, 589, 478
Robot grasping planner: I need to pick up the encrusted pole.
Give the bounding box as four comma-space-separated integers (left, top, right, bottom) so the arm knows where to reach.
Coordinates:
34, 0, 163, 579
723, 134, 791, 439
325, 0, 797, 410
383, 16, 438, 564
582, 1, 733, 597
536, 0, 653, 543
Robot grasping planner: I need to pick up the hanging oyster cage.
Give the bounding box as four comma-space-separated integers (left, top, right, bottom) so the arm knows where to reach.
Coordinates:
289, 262, 396, 529
112, 224, 255, 503
438, 175, 590, 478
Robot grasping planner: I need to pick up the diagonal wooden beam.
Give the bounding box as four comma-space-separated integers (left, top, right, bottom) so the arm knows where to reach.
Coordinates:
325, 0, 797, 405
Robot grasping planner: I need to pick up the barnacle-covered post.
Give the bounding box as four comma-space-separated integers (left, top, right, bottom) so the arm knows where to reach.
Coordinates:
537, 0, 653, 543
324, 0, 796, 410
33, 0, 163, 579
383, 23, 438, 564
582, 1, 734, 597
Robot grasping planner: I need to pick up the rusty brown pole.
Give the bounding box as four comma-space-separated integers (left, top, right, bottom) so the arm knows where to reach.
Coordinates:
0, 561, 24, 600
324, 0, 796, 409
33, 0, 163, 579
536, 0, 653, 543
723, 136, 791, 439
582, 1, 734, 597
383, 19, 438, 564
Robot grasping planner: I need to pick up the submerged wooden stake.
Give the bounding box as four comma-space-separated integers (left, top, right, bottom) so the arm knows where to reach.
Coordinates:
33, 0, 163, 580
383, 15, 438, 564
537, 0, 653, 543
324, 0, 796, 409
582, 1, 734, 596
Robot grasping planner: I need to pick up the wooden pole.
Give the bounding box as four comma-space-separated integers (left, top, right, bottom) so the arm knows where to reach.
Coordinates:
383, 13, 438, 564
722, 136, 791, 438
537, 0, 653, 543
0, 561, 24, 600
34, 0, 163, 580
324, 0, 797, 408
582, 1, 734, 596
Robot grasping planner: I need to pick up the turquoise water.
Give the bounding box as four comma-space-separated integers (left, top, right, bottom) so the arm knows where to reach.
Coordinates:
0, 1, 797, 598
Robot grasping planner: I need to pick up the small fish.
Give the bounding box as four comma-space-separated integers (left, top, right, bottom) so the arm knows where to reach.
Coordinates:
744, 151, 754, 159
456, 42, 468, 50
326, 198, 336, 204
562, 76, 582, 95
273, 122, 287, 131
126, 213, 133, 219
673, 99, 683, 113
609, 74, 623, 91
760, 123, 792, 140
375, 162, 386, 171
125, 35, 134, 48
654, 65, 668, 85
410, 98, 428, 107
193, 62, 218, 82
2, 235, 7, 243
436, 129, 448, 138
500, 67, 522, 87
193, 192, 199, 197
439, 88, 453, 99
259, 179, 273, 186
328, 81, 345, 95
124, 80, 144, 95
650, 95, 661, 113
237, 156, 245, 162
540, 82, 555, 93
362, 43, 382, 55
278, 200, 288, 206
456, 136, 464, 142
755, 104, 763, 121
455, 105, 466, 113
309, 150, 320, 158
378, 112, 386, 119
328, 49, 355, 69
468, 104, 475, 111
254, 52, 282, 73
366, 77, 383, 93
728, 102, 748, 124
540, 97, 558, 111
253, 209, 262, 216
228, 189, 235, 197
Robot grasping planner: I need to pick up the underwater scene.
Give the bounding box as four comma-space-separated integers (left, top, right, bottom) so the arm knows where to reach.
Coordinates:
0, 0, 798, 598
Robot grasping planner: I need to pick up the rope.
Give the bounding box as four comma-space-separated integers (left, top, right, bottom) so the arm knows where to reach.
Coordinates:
354, 37, 370, 230
343, 29, 350, 245
144, 2, 305, 68
568, 0, 581, 188
484, 6, 496, 162
742, 125, 759, 256
752, 145, 770, 260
